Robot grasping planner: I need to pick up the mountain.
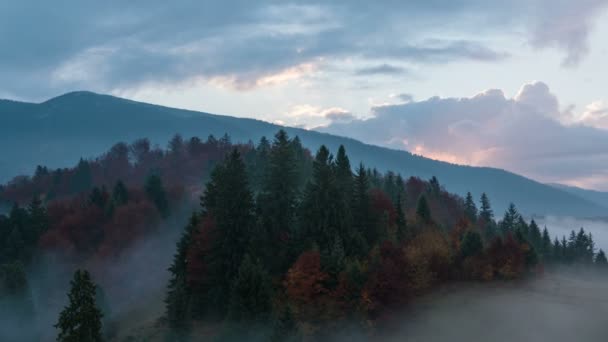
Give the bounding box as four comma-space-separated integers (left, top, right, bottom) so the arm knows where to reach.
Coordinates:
549, 183, 608, 211
1, 91, 606, 217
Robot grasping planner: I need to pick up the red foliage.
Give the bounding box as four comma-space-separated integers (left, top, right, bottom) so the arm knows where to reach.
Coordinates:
285, 251, 329, 305
370, 189, 396, 225
364, 241, 410, 319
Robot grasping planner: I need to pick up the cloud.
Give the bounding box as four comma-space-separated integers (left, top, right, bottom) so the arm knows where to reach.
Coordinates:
390, 93, 415, 103
1, 1, 606, 100
279, 105, 354, 128
575, 101, 608, 129
320, 81, 608, 190
528, 0, 608, 66
355, 64, 410, 76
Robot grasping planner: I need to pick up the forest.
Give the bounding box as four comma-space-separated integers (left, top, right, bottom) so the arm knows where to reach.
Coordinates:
1, 130, 607, 341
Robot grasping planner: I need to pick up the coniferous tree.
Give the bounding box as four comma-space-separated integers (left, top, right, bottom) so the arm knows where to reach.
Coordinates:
460, 231, 483, 258
228, 255, 273, 322
395, 191, 407, 242
145, 174, 169, 218
595, 249, 608, 267
500, 203, 519, 235
55, 270, 103, 342
272, 305, 299, 342
202, 149, 255, 316
165, 214, 199, 340
111, 181, 129, 206
479, 193, 494, 222
71, 159, 93, 194
416, 195, 431, 223
464, 192, 477, 223
528, 219, 542, 250
541, 227, 553, 258
299, 146, 341, 252
257, 130, 299, 273
0, 261, 34, 325
350, 164, 373, 253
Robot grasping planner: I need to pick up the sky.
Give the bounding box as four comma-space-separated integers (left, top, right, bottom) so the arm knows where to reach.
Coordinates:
2, 1, 608, 190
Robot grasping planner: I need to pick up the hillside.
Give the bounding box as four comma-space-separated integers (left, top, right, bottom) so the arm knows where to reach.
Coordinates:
1, 91, 606, 217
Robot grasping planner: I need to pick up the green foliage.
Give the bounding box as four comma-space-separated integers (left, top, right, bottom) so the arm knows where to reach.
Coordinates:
228, 255, 273, 322
145, 174, 170, 218
202, 149, 255, 316
416, 195, 431, 223
55, 270, 103, 342
111, 180, 129, 206
464, 192, 477, 222
71, 159, 93, 194
595, 249, 608, 267
165, 214, 199, 339
460, 231, 483, 258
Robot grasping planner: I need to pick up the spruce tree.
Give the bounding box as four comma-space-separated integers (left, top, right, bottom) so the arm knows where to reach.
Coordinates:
145, 174, 169, 218
299, 146, 340, 252
464, 192, 477, 223
257, 130, 299, 273
349, 164, 373, 254
460, 231, 483, 258
227, 255, 273, 322
202, 149, 255, 316
395, 191, 407, 242
541, 227, 552, 257
165, 214, 199, 339
111, 181, 129, 206
500, 203, 519, 234
272, 305, 299, 342
595, 249, 608, 267
416, 195, 431, 223
55, 270, 103, 342
479, 193, 494, 222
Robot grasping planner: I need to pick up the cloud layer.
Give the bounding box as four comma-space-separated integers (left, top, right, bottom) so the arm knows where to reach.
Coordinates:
1, 1, 607, 100
321, 82, 608, 190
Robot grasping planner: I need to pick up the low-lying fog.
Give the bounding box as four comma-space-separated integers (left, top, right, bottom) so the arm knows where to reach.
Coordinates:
375, 270, 608, 342
536, 216, 608, 251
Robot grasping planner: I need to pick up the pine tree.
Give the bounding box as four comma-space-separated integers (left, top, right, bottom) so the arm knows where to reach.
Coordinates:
257, 130, 299, 273
111, 181, 129, 206
202, 149, 255, 316
299, 145, 340, 252
479, 193, 494, 222
165, 214, 198, 339
71, 159, 93, 194
271, 305, 299, 342
55, 270, 103, 342
500, 203, 519, 234
527, 219, 542, 250
464, 192, 477, 223
0, 261, 34, 320
350, 164, 372, 253
595, 249, 608, 267
145, 174, 169, 218
429, 176, 441, 196
395, 191, 407, 242
460, 231, 483, 258
228, 255, 273, 322
541, 227, 552, 257
416, 195, 431, 223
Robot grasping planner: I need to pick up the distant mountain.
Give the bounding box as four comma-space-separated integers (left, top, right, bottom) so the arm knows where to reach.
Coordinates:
1, 91, 606, 217
549, 183, 608, 211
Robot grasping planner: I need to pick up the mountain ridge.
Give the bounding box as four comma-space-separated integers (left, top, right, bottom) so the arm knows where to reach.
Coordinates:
1, 91, 606, 218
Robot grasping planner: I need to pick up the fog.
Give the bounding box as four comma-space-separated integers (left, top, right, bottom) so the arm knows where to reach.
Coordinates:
536, 216, 608, 251
3, 213, 608, 341
376, 270, 608, 342
0, 210, 190, 341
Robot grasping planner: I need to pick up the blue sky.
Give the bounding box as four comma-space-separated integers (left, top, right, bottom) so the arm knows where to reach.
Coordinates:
2, 1, 608, 189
